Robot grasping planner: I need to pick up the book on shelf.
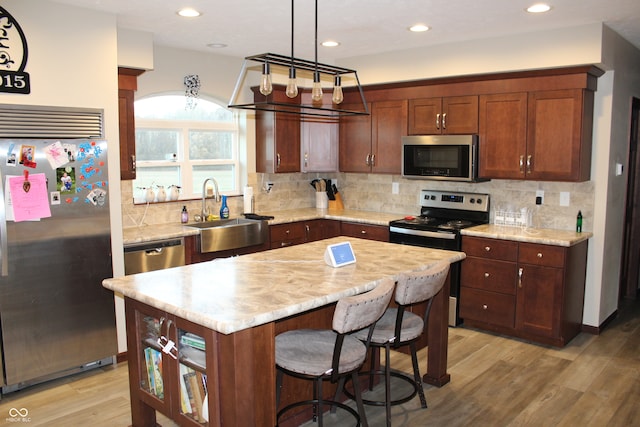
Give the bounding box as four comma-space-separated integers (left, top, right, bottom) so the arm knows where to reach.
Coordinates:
180, 332, 205, 350
181, 365, 208, 422
143, 347, 164, 399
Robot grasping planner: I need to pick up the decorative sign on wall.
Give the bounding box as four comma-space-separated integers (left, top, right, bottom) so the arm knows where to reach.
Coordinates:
184, 74, 200, 110
0, 6, 31, 94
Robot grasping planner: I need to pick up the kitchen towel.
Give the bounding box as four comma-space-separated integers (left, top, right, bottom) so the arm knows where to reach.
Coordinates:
243, 186, 254, 213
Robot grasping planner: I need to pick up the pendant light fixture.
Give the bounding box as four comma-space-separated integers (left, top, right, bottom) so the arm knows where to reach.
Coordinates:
228, 0, 368, 117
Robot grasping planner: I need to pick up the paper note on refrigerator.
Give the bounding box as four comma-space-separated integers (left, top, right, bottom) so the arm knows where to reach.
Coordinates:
8, 173, 51, 222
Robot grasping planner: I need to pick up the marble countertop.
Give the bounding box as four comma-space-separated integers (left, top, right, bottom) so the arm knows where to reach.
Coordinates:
123, 208, 399, 246
104, 237, 465, 334
461, 224, 592, 247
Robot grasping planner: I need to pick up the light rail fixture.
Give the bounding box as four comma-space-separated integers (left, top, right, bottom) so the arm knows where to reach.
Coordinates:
228, 0, 368, 117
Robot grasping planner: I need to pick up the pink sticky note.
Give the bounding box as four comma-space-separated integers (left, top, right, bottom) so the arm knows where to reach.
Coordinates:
8, 173, 52, 222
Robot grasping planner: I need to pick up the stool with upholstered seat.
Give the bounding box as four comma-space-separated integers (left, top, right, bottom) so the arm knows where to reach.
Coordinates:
344, 260, 450, 426
275, 277, 396, 427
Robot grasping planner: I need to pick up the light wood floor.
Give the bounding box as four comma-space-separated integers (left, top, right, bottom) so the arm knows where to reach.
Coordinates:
1, 299, 638, 427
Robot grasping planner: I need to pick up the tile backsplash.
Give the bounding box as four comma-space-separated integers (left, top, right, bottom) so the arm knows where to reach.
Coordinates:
121, 173, 594, 232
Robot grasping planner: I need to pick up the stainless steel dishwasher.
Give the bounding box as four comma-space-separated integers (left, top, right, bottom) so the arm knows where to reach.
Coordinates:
124, 238, 185, 274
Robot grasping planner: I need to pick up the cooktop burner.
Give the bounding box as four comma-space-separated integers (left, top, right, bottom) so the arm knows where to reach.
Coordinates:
389, 190, 491, 234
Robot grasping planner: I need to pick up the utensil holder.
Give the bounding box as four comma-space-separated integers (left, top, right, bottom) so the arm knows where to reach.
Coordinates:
316, 192, 328, 209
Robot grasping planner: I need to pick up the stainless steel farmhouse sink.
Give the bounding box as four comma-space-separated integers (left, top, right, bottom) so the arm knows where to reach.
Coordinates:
186, 218, 269, 253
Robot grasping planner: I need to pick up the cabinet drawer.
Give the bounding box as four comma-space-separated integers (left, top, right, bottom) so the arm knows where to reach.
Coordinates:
461, 257, 517, 294
341, 222, 389, 242
460, 287, 515, 328
518, 243, 566, 267
462, 236, 518, 261
270, 223, 305, 242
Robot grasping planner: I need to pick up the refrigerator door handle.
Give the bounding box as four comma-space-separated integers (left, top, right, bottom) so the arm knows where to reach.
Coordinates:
0, 169, 8, 276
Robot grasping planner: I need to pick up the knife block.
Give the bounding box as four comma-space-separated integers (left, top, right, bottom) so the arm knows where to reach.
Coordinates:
328, 193, 344, 211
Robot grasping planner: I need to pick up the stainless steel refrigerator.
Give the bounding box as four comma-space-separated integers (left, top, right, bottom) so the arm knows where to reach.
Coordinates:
0, 139, 116, 393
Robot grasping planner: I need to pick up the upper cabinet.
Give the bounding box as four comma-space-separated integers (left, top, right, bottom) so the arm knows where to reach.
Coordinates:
118, 67, 145, 180
301, 119, 338, 172
408, 96, 478, 135
479, 88, 594, 181
340, 100, 407, 174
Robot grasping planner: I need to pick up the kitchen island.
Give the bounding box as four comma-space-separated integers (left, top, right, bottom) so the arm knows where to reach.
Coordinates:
103, 237, 465, 427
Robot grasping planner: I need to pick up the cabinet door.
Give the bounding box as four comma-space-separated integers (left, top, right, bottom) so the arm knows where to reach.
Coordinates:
478, 93, 527, 179
442, 96, 479, 134
256, 111, 301, 173
270, 222, 306, 248
527, 89, 590, 181
340, 222, 389, 242
339, 103, 372, 172
515, 264, 563, 338
408, 98, 441, 135
304, 219, 341, 242
126, 300, 171, 419
175, 317, 215, 426
118, 68, 143, 180
301, 119, 338, 172
371, 100, 407, 174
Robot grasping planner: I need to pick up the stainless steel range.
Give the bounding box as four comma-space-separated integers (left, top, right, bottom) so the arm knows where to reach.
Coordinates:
389, 190, 490, 326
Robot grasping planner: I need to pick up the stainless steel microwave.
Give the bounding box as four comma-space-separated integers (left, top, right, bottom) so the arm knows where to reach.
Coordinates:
401, 135, 485, 182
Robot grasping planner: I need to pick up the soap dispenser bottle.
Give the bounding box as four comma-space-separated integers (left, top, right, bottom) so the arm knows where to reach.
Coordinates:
181, 206, 188, 224
576, 210, 583, 233
220, 195, 229, 219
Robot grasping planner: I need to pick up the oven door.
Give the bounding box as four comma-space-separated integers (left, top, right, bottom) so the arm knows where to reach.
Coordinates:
389, 226, 462, 326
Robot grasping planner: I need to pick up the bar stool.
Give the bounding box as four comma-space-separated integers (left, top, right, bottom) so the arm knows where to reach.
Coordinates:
275, 278, 395, 427
346, 261, 450, 426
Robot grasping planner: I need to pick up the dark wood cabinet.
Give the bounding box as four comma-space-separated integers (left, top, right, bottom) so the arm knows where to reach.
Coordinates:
118, 67, 144, 180
478, 92, 528, 179
339, 100, 407, 174
460, 236, 588, 347
340, 222, 389, 242
408, 96, 478, 135
479, 89, 594, 181
526, 89, 593, 181
255, 91, 301, 173
125, 298, 216, 426
270, 219, 340, 249
301, 119, 338, 172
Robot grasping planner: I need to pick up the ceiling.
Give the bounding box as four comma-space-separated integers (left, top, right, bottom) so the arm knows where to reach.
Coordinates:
51, 0, 640, 62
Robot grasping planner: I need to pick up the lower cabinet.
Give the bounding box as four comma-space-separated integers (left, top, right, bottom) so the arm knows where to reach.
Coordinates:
459, 236, 588, 347
340, 221, 389, 242
270, 219, 341, 248
125, 298, 215, 426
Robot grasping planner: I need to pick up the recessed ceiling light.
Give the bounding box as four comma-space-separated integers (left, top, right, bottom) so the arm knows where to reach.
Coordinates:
207, 43, 227, 49
409, 24, 430, 33
177, 8, 201, 18
526, 3, 552, 13
321, 41, 340, 47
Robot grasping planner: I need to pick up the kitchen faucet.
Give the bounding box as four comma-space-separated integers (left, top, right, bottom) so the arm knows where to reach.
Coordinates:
201, 177, 221, 220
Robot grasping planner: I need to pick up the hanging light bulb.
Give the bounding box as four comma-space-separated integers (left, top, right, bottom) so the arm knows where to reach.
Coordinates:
286, 67, 298, 98
332, 75, 343, 104
312, 71, 323, 102
259, 62, 272, 96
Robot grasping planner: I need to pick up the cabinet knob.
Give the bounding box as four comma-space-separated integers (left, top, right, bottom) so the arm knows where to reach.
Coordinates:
436, 113, 441, 130
370, 154, 376, 166
482, 304, 488, 310
484, 246, 491, 252
276, 153, 281, 168
484, 272, 490, 278
526, 155, 532, 174
131, 155, 136, 171
537, 252, 543, 258
285, 229, 290, 234
442, 113, 447, 129
365, 154, 371, 166
360, 230, 367, 235
305, 225, 310, 232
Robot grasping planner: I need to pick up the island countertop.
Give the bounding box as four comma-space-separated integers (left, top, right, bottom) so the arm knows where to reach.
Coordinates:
103, 237, 465, 334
